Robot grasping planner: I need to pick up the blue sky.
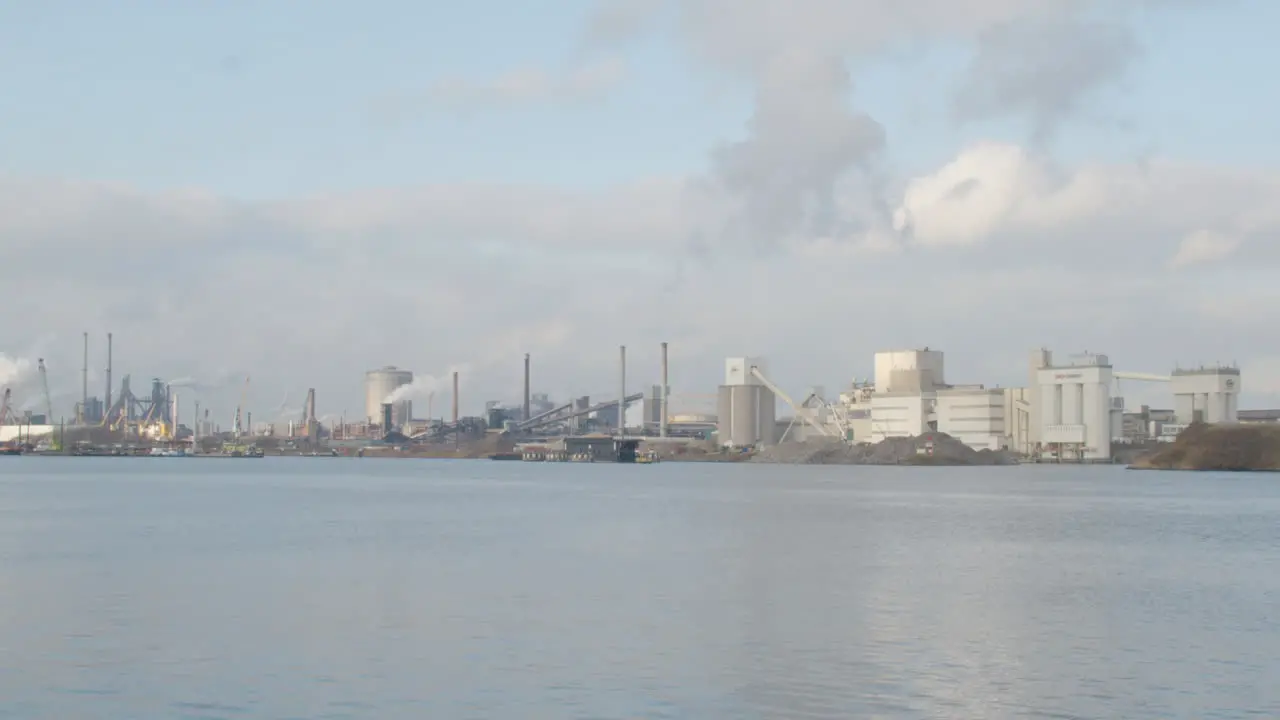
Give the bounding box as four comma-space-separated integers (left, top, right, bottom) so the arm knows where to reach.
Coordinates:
4, 0, 1280, 419
4, 1, 1278, 197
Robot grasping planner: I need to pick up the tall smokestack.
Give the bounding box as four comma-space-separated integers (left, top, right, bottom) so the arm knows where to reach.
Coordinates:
105, 332, 113, 414
660, 341, 669, 438
81, 331, 88, 421
523, 353, 531, 422
452, 371, 460, 449
452, 371, 459, 425
619, 345, 626, 436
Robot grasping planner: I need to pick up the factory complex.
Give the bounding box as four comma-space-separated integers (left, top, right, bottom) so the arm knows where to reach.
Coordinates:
0, 332, 1258, 463
718, 348, 1243, 462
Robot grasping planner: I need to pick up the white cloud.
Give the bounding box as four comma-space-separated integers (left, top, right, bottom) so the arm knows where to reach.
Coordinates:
5, 138, 1280, 419
0, 354, 35, 388
5, 0, 1275, 423
893, 143, 1280, 258
1170, 229, 1242, 268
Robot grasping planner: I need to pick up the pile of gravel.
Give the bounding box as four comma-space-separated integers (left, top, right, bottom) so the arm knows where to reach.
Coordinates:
751, 432, 1016, 466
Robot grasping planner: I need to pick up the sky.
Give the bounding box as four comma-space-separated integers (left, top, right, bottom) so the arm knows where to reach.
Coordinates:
3, 0, 1280, 425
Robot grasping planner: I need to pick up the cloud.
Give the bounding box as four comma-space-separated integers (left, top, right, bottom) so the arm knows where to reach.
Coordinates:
0, 354, 35, 388
6, 135, 1280, 419
568, 0, 1185, 255
1170, 229, 1242, 268
4, 0, 1276, 422
893, 143, 1280, 259
703, 51, 888, 251
583, 0, 666, 48
954, 15, 1142, 142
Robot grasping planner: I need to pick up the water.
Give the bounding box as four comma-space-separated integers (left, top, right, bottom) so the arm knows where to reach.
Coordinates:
2, 458, 1279, 719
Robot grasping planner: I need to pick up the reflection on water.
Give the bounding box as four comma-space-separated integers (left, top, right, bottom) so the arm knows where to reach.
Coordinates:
1, 458, 1278, 718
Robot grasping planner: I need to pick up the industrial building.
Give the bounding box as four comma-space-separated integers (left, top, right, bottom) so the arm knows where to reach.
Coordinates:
1030, 350, 1119, 462
868, 349, 943, 442
860, 349, 1019, 451
717, 357, 777, 448
364, 366, 413, 430
935, 387, 1008, 451
1172, 366, 1240, 425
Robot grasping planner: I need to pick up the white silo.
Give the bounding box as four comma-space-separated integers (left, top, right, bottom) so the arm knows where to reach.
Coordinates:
365, 366, 414, 429
717, 357, 777, 447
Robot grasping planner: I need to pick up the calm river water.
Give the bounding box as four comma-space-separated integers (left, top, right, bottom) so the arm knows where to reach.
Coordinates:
1, 458, 1278, 718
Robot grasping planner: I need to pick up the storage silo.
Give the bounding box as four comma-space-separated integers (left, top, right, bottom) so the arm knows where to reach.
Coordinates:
365, 366, 414, 429
717, 384, 777, 448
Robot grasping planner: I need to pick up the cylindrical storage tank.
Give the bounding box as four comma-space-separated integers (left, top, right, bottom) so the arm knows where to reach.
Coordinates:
716, 385, 777, 448
365, 366, 414, 429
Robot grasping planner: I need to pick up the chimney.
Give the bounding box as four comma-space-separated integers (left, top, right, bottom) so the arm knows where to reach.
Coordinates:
105, 332, 113, 413
452, 371, 459, 425
619, 345, 626, 436
81, 331, 88, 421
453, 370, 461, 450
523, 353, 531, 422
660, 341, 669, 438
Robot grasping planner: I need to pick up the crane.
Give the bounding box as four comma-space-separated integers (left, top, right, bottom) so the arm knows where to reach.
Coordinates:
36, 359, 53, 422
233, 375, 250, 438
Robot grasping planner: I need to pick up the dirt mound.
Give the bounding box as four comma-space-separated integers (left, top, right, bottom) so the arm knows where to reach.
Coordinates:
752, 432, 1016, 466
1131, 423, 1280, 471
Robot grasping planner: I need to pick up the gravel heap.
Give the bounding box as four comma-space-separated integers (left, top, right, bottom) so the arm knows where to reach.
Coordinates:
751, 432, 1016, 465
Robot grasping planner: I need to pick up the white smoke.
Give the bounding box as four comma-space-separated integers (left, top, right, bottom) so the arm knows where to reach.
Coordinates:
384, 363, 471, 404
0, 353, 35, 387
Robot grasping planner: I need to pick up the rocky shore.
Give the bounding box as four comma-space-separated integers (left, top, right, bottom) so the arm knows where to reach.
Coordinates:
1130, 423, 1280, 471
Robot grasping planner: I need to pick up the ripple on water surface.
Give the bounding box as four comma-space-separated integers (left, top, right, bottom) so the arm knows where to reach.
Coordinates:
1, 458, 1279, 718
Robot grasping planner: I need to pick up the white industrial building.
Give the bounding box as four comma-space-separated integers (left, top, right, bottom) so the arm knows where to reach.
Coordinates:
717, 357, 777, 448
874, 349, 945, 394
868, 392, 933, 441
364, 366, 413, 430
866, 349, 1011, 451
868, 349, 943, 442
935, 388, 1008, 451
764, 347, 1247, 460
1172, 366, 1240, 425
0, 425, 55, 443
1030, 350, 1118, 462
